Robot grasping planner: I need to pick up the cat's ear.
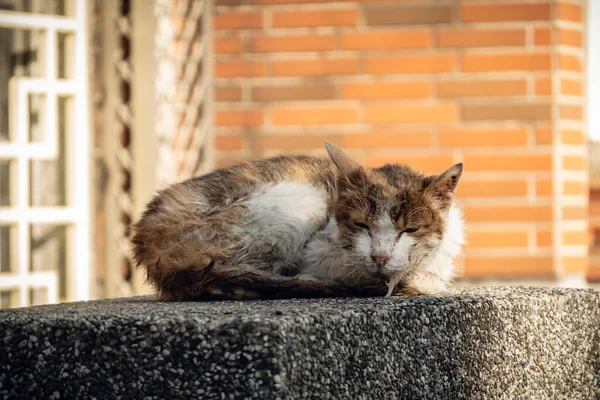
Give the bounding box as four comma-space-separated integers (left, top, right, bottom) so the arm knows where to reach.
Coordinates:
426, 163, 463, 206
325, 142, 362, 176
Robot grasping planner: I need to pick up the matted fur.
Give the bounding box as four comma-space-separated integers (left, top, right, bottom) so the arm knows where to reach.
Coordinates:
131, 143, 464, 300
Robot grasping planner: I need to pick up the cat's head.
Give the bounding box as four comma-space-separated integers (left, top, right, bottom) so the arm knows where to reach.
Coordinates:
326, 142, 463, 280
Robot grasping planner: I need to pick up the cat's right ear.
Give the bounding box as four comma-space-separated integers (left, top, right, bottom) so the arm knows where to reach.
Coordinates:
425, 163, 463, 209
325, 142, 362, 177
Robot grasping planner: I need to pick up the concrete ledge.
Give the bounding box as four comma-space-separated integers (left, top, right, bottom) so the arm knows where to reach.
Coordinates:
1, 287, 599, 399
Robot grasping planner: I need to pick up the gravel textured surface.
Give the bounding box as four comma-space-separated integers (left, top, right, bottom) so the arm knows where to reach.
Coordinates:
1, 287, 599, 399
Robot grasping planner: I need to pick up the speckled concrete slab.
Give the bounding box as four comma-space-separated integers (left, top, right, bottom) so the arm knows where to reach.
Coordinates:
1, 287, 599, 400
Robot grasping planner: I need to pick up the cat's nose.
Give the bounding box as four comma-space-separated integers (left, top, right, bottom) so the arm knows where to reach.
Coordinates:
371, 254, 390, 269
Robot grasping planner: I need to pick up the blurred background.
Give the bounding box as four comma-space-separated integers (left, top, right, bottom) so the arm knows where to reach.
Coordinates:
0, 0, 597, 308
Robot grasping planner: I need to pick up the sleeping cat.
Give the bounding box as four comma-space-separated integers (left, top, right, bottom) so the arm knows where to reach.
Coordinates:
131, 143, 464, 300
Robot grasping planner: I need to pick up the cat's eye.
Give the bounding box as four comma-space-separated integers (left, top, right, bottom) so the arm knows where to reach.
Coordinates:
403, 227, 419, 234
354, 221, 369, 230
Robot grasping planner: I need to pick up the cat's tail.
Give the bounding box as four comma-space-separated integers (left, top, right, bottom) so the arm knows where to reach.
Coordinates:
142, 259, 389, 301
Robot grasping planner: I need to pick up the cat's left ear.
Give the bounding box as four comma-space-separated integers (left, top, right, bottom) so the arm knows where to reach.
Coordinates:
427, 163, 463, 205
325, 142, 363, 177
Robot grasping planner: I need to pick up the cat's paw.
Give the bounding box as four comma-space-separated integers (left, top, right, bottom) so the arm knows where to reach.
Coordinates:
401, 271, 449, 295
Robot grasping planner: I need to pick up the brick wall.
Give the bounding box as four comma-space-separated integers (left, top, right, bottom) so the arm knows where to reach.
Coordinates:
212, 0, 588, 281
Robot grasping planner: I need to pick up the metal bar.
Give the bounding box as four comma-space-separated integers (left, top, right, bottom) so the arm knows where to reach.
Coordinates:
11, 60, 30, 308
0, 207, 78, 223
11, 77, 78, 93
0, 10, 77, 30
0, 143, 58, 159
0, 271, 59, 291
71, 0, 91, 302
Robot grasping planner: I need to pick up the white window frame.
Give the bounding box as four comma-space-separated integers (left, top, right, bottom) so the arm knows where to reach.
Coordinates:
0, 0, 91, 307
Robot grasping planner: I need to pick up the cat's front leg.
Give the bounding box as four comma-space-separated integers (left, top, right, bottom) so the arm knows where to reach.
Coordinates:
396, 271, 450, 296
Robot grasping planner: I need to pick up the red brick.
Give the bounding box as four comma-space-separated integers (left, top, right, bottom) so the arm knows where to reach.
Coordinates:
272, 107, 359, 125
438, 79, 527, 97
536, 179, 553, 196
252, 134, 343, 150
343, 132, 432, 149
557, 2, 582, 22
562, 256, 588, 274
563, 231, 588, 246
561, 78, 583, 96
273, 9, 357, 28
365, 54, 455, 74
536, 126, 553, 145
461, 3, 551, 22
561, 129, 585, 145
215, 86, 242, 102
216, 134, 244, 151
214, 37, 242, 54
456, 180, 528, 198
534, 28, 552, 46
437, 28, 525, 48
563, 180, 587, 196
537, 230, 553, 246
341, 81, 431, 99
214, 11, 263, 30
250, 34, 335, 53
216, 109, 264, 127
560, 105, 584, 120
215, 60, 266, 78
272, 58, 359, 77
535, 77, 552, 96
563, 155, 586, 170
462, 103, 551, 121
559, 53, 583, 72
464, 256, 554, 277
439, 127, 528, 148
466, 231, 529, 249
365, 103, 458, 124
563, 206, 588, 220
463, 154, 552, 171
558, 28, 583, 47
462, 53, 551, 72
464, 205, 553, 222
342, 30, 430, 50
365, 5, 452, 25
252, 84, 335, 101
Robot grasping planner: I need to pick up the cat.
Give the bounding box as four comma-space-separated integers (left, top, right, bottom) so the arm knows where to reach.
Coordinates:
131, 143, 465, 301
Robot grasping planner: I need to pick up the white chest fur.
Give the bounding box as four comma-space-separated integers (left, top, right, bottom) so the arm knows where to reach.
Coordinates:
231, 182, 328, 270
244, 182, 327, 224
407, 205, 465, 293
